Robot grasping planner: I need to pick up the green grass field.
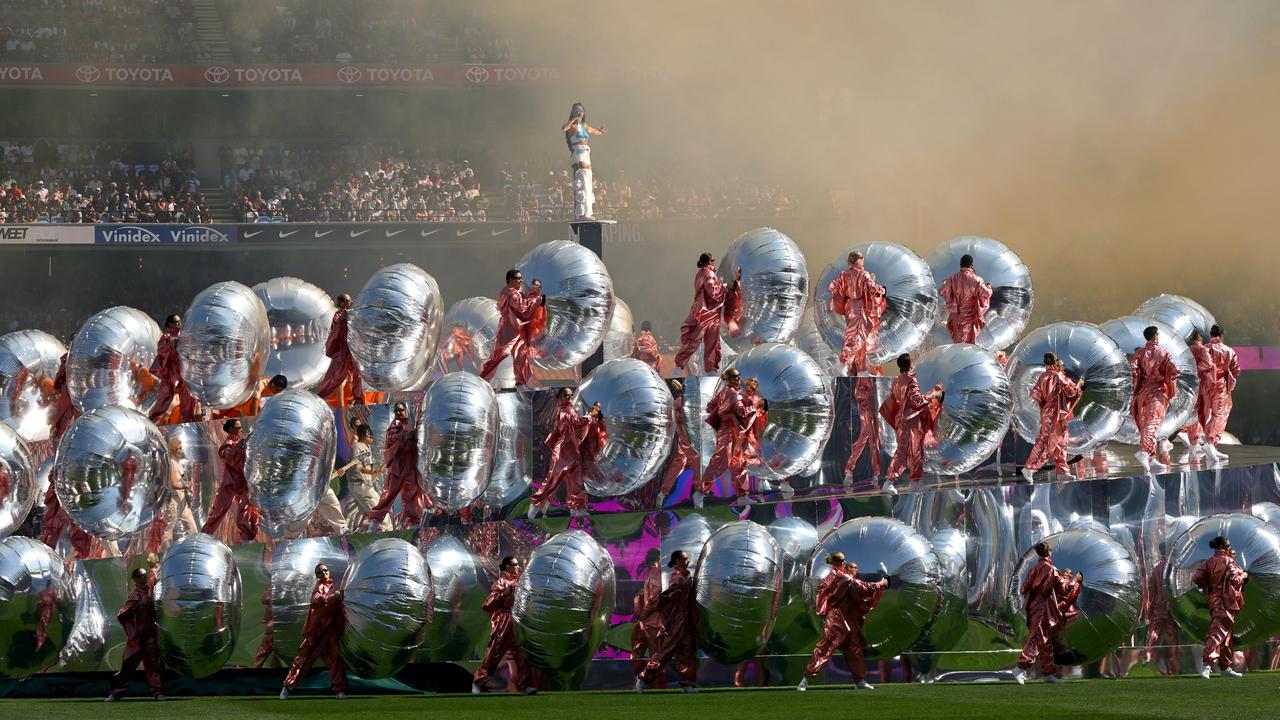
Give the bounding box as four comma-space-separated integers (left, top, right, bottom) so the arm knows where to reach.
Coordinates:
4, 674, 1277, 720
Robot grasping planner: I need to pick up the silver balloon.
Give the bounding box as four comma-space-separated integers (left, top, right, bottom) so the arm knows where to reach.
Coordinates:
421, 535, 489, 661
1007, 322, 1133, 454
815, 243, 938, 365
806, 517, 940, 659
1135, 294, 1217, 344
914, 528, 969, 655
0, 424, 36, 537
341, 537, 432, 678
927, 236, 1034, 351
719, 343, 833, 481
487, 392, 532, 509
179, 281, 272, 410
603, 297, 635, 362
53, 406, 168, 540
164, 422, 219, 527
680, 376, 718, 464
1165, 513, 1280, 647
245, 389, 336, 538
0, 330, 66, 442
694, 521, 782, 664
67, 306, 161, 413
1252, 502, 1280, 530
0, 536, 73, 677
793, 305, 840, 377
155, 533, 242, 678
417, 372, 498, 511
59, 560, 107, 668
514, 529, 616, 674
717, 227, 808, 351
662, 513, 714, 589
1100, 316, 1198, 443
349, 263, 444, 391
268, 536, 350, 662
1010, 528, 1141, 664
251, 276, 336, 391
969, 488, 1017, 620
517, 240, 614, 370
575, 359, 673, 496
765, 517, 820, 654
911, 344, 1011, 474
436, 297, 513, 389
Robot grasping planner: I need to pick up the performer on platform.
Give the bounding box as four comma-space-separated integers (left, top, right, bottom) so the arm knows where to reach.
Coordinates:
313, 294, 363, 406
1195, 535, 1247, 679
657, 380, 699, 508
527, 387, 605, 520
1181, 330, 1216, 460
366, 402, 428, 530
106, 556, 165, 701
939, 254, 993, 344
148, 314, 198, 424
1204, 324, 1240, 464
674, 253, 740, 377
696, 368, 766, 510
797, 552, 888, 692
479, 269, 546, 388
1020, 355, 1084, 483
740, 377, 783, 498
279, 563, 348, 699
632, 320, 662, 373
472, 556, 538, 695
880, 354, 943, 496
631, 549, 665, 683
1012, 542, 1082, 685
144, 436, 199, 552
343, 424, 387, 531
563, 102, 607, 221
1131, 326, 1180, 473
200, 419, 259, 544
842, 376, 883, 488
635, 550, 698, 694
828, 250, 887, 375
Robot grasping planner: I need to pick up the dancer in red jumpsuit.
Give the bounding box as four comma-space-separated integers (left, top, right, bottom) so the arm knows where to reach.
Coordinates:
1181, 331, 1216, 458
479, 269, 546, 388
842, 376, 883, 488
696, 368, 766, 509
938, 254, 993, 344
50, 352, 78, 441
147, 314, 198, 424
1020, 355, 1084, 483
631, 549, 666, 684
106, 557, 166, 701
366, 401, 429, 530
657, 380, 699, 507
797, 552, 887, 691
313, 294, 364, 406
1013, 542, 1082, 684
1143, 555, 1181, 675
1130, 326, 1180, 474
631, 320, 662, 372
740, 378, 781, 497
527, 387, 605, 520
279, 563, 348, 699
674, 253, 740, 376
828, 250, 887, 375
472, 556, 538, 695
880, 355, 943, 495
200, 419, 260, 544
1194, 536, 1247, 679
635, 550, 698, 693
1203, 325, 1240, 464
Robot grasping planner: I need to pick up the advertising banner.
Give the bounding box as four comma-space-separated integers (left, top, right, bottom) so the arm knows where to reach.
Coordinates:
94, 224, 238, 244
0, 225, 95, 244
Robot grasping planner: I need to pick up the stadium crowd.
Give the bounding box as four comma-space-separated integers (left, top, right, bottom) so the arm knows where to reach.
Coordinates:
0, 0, 203, 63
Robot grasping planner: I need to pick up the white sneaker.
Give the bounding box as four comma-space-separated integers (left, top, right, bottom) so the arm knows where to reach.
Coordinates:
1056, 469, 1078, 481
855, 680, 874, 690
105, 695, 119, 702
1205, 444, 1228, 463
1189, 444, 1205, 459
634, 678, 647, 694
842, 474, 853, 488
796, 677, 809, 692
522, 686, 539, 695
692, 492, 705, 509
1134, 451, 1151, 471
526, 503, 541, 521
1220, 667, 1243, 678
1149, 456, 1168, 473
682, 686, 699, 694
472, 683, 484, 695
1199, 664, 1212, 679
880, 479, 898, 496
656, 492, 666, 507
1159, 439, 1174, 454
1044, 674, 1063, 684
779, 482, 795, 500
1020, 467, 1036, 484
279, 689, 289, 700
154, 694, 167, 701
336, 692, 348, 699
1012, 667, 1026, 685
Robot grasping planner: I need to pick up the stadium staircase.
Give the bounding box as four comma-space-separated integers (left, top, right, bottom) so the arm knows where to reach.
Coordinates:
203, 187, 238, 223
192, 0, 235, 64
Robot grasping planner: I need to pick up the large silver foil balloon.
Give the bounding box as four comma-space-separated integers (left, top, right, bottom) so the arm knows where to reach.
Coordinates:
794, 306, 840, 377
268, 537, 350, 663
487, 392, 532, 509
815, 243, 938, 365
0, 330, 66, 442
680, 376, 717, 464
719, 343, 833, 481
1010, 528, 1141, 664
1100, 316, 1198, 443
694, 521, 782, 664
252, 276, 336, 390
907, 343, 1011, 475
421, 535, 489, 661
575, 359, 673, 496
717, 227, 808, 351
1166, 513, 1280, 646
179, 281, 272, 409
164, 422, 219, 526
662, 514, 714, 589
60, 560, 107, 668
927, 236, 1034, 351
1135, 294, 1217, 344
514, 530, 616, 674
807, 517, 941, 659
436, 297, 512, 389
603, 297, 635, 362
67, 306, 161, 413
417, 372, 498, 511
1252, 502, 1280, 530
0, 536, 73, 676
154, 533, 242, 677
914, 528, 969, 656
1007, 322, 1133, 454
766, 517, 820, 653
341, 537, 432, 677
0, 424, 36, 537
244, 389, 336, 538
53, 406, 168, 540
517, 240, 614, 370
349, 263, 444, 391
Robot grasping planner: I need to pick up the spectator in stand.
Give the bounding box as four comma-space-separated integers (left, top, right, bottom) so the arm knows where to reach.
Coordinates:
0, 0, 200, 63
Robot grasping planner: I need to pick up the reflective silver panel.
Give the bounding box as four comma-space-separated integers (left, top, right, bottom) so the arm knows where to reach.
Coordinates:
603, 297, 636, 362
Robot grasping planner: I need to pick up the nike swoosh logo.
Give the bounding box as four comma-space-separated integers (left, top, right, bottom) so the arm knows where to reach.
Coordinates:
421, 229, 439, 237
385, 229, 405, 237
279, 229, 298, 238
350, 230, 368, 237
456, 229, 475, 237
315, 230, 333, 238
490, 228, 511, 237
245, 230, 263, 238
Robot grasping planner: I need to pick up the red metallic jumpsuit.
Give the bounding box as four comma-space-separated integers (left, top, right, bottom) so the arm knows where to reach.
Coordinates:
366, 417, 429, 529
638, 565, 697, 688
313, 306, 365, 404
473, 569, 536, 689
1194, 548, 1247, 669
108, 570, 165, 698
200, 434, 260, 544
282, 577, 348, 693
939, 267, 992, 344
479, 285, 544, 387
803, 568, 884, 681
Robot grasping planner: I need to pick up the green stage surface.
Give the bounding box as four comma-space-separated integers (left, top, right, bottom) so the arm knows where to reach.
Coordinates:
3, 675, 1277, 720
